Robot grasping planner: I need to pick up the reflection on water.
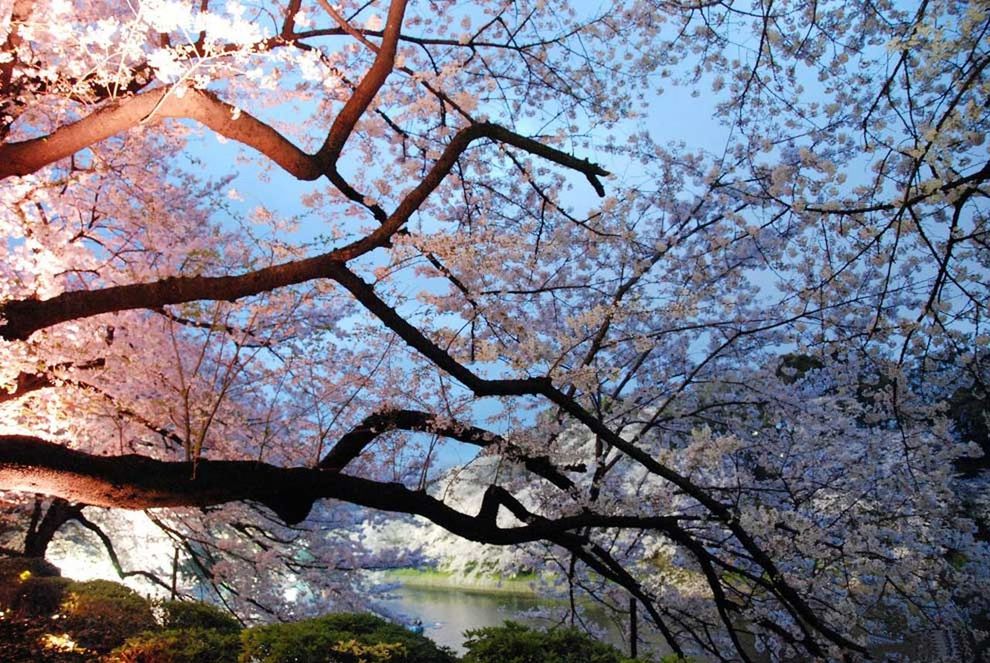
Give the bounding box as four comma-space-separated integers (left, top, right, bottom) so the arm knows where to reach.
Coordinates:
378, 586, 546, 654
376, 584, 672, 658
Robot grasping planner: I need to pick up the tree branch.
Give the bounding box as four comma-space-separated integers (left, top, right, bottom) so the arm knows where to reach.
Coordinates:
315, 0, 408, 168
325, 265, 867, 657
0, 123, 605, 341
0, 359, 106, 404
0, 88, 320, 180
0, 435, 657, 540
0, 431, 863, 657
320, 408, 582, 490
70, 511, 174, 592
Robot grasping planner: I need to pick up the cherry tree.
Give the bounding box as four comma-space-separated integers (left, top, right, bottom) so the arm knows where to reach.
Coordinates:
1, 0, 988, 659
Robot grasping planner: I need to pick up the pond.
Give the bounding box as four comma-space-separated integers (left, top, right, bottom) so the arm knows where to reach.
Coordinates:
375, 581, 673, 658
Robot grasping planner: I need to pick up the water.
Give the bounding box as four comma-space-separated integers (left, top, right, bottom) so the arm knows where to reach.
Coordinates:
376, 581, 968, 661
376, 583, 671, 658
378, 585, 546, 653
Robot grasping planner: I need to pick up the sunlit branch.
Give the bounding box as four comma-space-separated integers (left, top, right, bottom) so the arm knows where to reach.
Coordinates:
0, 88, 319, 181
0, 121, 605, 341
0, 359, 106, 404
314, 0, 408, 167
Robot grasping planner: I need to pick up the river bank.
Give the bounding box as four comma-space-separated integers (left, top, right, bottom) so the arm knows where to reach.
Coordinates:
382, 568, 540, 596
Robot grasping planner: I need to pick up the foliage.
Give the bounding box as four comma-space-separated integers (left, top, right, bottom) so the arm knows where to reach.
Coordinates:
108, 627, 242, 663
0, 555, 62, 581
0, 556, 65, 613
461, 621, 641, 663
108, 597, 243, 662
157, 599, 242, 634
238, 612, 456, 663
0, 616, 91, 663
57, 580, 157, 652
11, 575, 72, 617
0, 0, 989, 659
0, 570, 155, 660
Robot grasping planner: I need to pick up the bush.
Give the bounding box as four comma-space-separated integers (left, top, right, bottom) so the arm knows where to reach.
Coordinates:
108, 627, 242, 663
158, 600, 242, 633
0, 555, 61, 581
461, 621, 641, 663
12, 576, 72, 617
106, 598, 242, 662
0, 556, 61, 612
239, 612, 457, 663
0, 616, 91, 663
58, 579, 157, 652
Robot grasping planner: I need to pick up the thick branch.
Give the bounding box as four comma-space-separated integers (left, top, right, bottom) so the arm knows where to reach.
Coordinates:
0, 435, 319, 524
0, 88, 320, 180
0, 435, 657, 540
0, 359, 106, 403
315, 0, 408, 167
23, 497, 80, 557
0, 258, 340, 341
0, 433, 859, 656
0, 123, 605, 341
0, 75, 607, 196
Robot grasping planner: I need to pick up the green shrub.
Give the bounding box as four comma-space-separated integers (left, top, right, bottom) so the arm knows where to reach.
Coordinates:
58, 579, 157, 652
108, 627, 242, 663
158, 600, 242, 633
461, 621, 640, 663
329, 638, 406, 661
239, 612, 456, 663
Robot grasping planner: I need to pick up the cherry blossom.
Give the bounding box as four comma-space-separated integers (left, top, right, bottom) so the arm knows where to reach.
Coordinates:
1, 0, 987, 660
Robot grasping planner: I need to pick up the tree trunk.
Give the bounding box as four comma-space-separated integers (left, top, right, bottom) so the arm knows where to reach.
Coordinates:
23, 497, 81, 558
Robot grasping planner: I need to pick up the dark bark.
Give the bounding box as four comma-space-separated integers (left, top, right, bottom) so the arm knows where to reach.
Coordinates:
0, 428, 864, 659
23, 497, 82, 558
0, 435, 673, 540
0, 359, 106, 404
320, 408, 582, 489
